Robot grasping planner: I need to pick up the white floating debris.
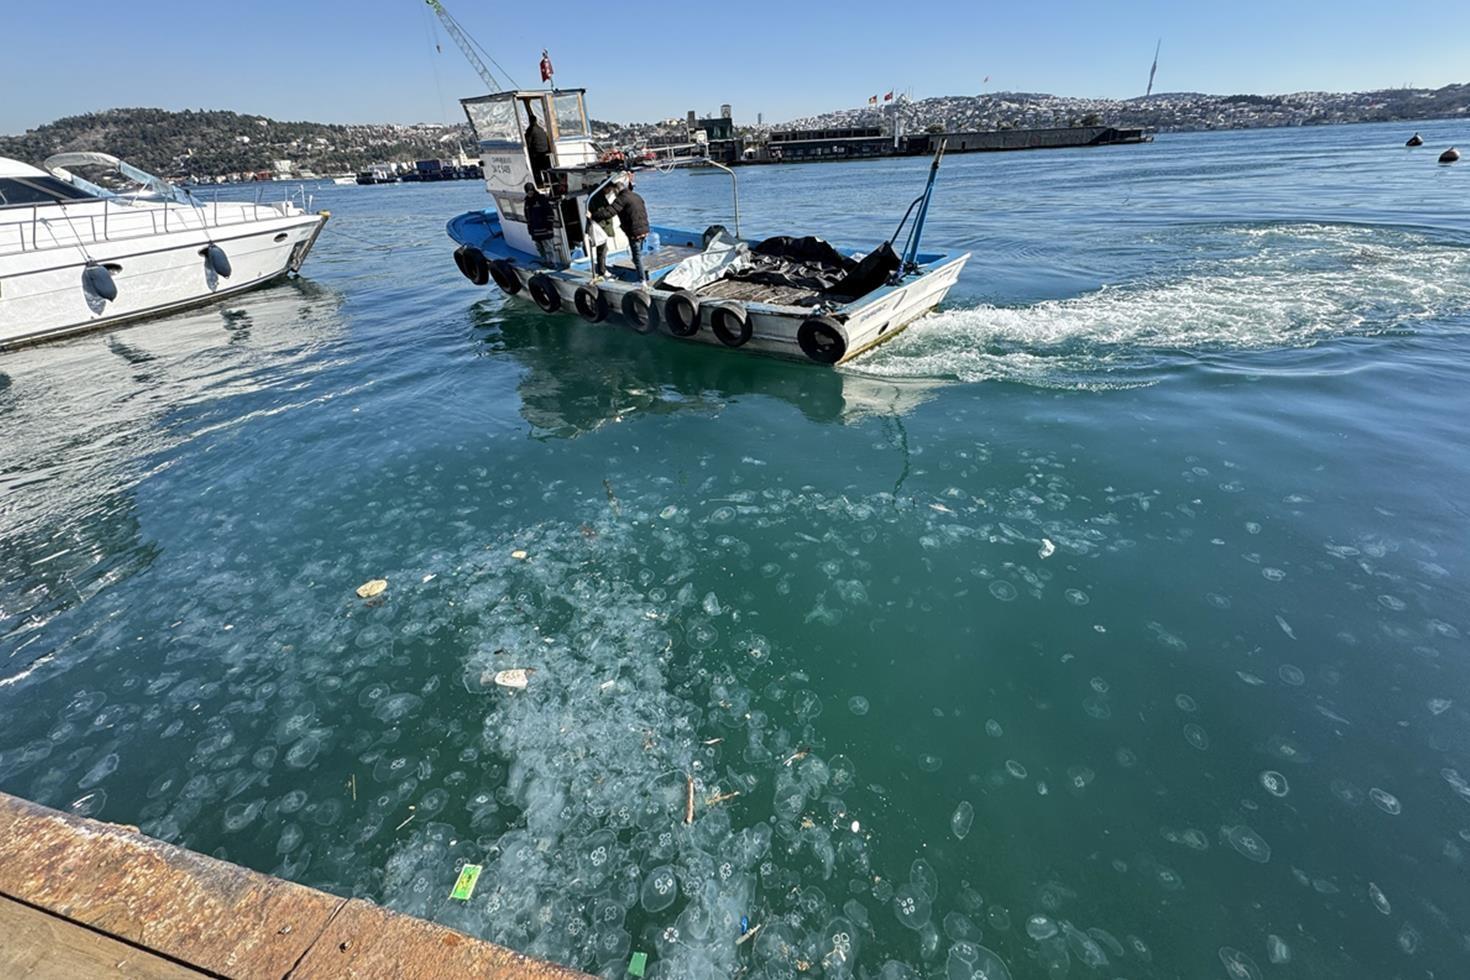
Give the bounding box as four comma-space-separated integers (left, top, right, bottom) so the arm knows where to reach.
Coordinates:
929, 502, 955, 514
486, 668, 535, 690
355, 579, 387, 599
510, 550, 528, 561
850, 820, 861, 833
1038, 538, 1056, 559
422, 573, 436, 583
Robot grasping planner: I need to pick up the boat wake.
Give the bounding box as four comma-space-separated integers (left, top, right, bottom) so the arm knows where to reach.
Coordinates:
859, 223, 1470, 387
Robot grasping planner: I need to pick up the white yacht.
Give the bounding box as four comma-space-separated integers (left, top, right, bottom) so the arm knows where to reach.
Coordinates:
0, 153, 328, 349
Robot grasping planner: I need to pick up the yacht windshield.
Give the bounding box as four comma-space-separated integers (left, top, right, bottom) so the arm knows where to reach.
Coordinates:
0, 176, 95, 208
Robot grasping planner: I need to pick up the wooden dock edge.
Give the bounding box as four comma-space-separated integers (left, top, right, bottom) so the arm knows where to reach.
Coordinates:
0, 791, 592, 979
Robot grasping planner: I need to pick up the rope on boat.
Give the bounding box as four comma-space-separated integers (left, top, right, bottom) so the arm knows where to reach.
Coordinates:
328, 226, 432, 252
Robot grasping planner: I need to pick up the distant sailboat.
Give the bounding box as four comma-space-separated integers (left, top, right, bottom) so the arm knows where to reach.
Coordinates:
1145, 39, 1161, 97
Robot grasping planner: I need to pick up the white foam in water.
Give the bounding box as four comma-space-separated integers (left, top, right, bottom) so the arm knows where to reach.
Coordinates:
860, 223, 1470, 386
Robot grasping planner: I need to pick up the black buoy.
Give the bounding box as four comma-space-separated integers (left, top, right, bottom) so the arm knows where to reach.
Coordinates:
82, 263, 117, 302
1440, 147, 1461, 164
1406, 133, 1424, 147
202, 243, 232, 278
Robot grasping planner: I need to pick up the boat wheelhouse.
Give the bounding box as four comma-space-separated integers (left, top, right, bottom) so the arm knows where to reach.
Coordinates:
0, 153, 328, 349
445, 88, 968, 365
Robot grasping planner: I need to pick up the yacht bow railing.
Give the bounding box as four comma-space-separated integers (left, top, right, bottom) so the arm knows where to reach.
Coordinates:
0, 188, 304, 257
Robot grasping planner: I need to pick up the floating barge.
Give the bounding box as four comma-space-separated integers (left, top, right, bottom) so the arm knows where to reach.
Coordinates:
0, 791, 590, 979
754, 123, 1152, 164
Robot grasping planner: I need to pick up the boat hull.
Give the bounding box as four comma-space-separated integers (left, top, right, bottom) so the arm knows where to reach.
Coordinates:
0, 211, 327, 349
447, 212, 967, 366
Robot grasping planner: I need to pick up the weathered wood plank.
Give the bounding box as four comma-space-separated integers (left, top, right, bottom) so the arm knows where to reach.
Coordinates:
0, 894, 203, 979
0, 793, 339, 978
289, 898, 591, 980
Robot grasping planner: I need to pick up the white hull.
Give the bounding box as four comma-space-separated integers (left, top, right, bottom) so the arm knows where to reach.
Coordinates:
0, 208, 326, 349
497, 254, 968, 365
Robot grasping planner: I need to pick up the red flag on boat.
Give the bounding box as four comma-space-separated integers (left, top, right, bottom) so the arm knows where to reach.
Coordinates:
884, 91, 894, 101
867, 95, 878, 105
540, 49, 554, 83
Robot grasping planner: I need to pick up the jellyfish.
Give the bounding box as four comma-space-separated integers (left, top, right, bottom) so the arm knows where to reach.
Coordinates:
1225, 825, 1271, 863
1026, 915, 1059, 941
1369, 788, 1401, 815
1183, 723, 1210, 750
1218, 946, 1263, 980
951, 801, 975, 841
1368, 882, 1391, 915
893, 883, 932, 930
639, 865, 678, 913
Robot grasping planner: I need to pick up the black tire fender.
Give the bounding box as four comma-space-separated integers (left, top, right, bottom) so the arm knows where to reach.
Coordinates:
798, 315, 848, 364
710, 303, 752, 347
528, 274, 561, 313
489, 259, 520, 294
454, 245, 490, 285
573, 282, 609, 323
622, 289, 656, 334
666, 289, 701, 337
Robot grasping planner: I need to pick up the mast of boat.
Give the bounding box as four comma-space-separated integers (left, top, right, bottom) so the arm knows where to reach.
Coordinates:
898, 138, 946, 271
1145, 38, 1161, 97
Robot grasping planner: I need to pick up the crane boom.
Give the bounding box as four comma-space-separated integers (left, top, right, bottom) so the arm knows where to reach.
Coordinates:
425, 0, 505, 93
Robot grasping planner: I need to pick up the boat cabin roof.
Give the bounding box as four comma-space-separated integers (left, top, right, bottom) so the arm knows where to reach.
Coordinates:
461, 88, 591, 145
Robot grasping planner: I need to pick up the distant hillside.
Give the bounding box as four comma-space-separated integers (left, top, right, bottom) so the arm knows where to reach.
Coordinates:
0, 108, 472, 178
7, 84, 1468, 181
778, 83, 1470, 135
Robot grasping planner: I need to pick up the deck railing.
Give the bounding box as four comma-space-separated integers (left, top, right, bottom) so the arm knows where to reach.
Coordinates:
0, 187, 308, 257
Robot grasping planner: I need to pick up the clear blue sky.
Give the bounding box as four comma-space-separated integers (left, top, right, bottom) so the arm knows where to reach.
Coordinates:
4, 0, 1468, 134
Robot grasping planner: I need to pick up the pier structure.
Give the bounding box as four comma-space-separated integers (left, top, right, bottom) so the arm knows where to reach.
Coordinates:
0, 791, 590, 979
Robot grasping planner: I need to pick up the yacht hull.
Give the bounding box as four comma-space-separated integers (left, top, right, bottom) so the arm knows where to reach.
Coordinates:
0, 212, 327, 350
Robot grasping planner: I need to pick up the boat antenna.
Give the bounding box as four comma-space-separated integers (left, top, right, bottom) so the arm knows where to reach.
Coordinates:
423, 0, 519, 92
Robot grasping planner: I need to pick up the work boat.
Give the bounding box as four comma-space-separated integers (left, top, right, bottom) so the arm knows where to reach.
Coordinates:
446, 89, 968, 365
0, 153, 328, 349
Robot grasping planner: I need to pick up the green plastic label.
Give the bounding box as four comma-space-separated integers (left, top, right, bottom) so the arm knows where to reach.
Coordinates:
450, 863, 482, 901
628, 951, 648, 977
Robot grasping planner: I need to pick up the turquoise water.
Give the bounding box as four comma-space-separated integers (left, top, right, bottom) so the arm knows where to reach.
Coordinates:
3, 119, 1470, 978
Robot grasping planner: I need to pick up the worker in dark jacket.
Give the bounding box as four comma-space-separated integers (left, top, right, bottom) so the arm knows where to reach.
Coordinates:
525, 109, 552, 186
524, 182, 558, 266
610, 174, 651, 283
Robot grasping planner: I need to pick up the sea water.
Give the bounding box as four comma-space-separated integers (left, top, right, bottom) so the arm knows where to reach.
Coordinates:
3, 119, 1470, 978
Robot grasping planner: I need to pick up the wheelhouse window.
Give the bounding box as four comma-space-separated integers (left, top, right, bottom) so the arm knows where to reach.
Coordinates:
0, 176, 95, 207
462, 97, 520, 144
553, 93, 589, 139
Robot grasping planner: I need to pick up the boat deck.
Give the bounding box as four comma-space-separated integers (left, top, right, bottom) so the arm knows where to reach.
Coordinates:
608, 242, 702, 275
